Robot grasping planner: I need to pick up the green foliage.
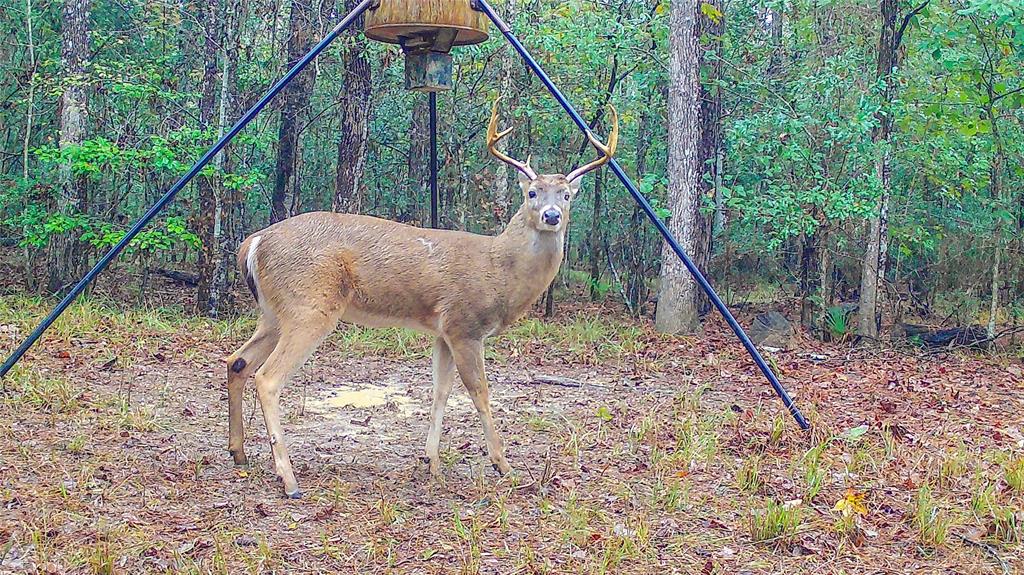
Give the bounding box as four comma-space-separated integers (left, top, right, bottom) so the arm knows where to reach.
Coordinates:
822, 306, 853, 342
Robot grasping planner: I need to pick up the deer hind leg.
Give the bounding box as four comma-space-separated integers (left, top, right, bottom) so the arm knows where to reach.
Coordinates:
425, 337, 456, 476
226, 317, 280, 467
448, 338, 511, 475
255, 312, 339, 499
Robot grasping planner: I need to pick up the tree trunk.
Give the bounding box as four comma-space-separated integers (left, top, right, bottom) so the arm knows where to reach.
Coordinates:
333, 0, 372, 214
799, 230, 819, 330
696, 0, 723, 314
656, 0, 704, 334
47, 0, 91, 295
270, 0, 323, 223
196, 0, 222, 314
857, 0, 900, 338
588, 167, 605, 300
491, 0, 517, 221
408, 96, 431, 223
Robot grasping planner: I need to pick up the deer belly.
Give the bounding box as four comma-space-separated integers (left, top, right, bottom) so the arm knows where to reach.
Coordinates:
340, 306, 439, 335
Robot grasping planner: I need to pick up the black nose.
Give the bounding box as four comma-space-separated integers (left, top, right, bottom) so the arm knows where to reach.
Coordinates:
542, 209, 561, 225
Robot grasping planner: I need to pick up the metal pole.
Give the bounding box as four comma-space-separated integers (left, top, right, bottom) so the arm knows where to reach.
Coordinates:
475, 0, 810, 430
0, 0, 375, 380
429, 91, 439, 228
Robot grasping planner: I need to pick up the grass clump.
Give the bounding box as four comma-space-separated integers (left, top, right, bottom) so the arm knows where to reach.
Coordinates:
749, 499, 802, 544
913, 486, 952, 549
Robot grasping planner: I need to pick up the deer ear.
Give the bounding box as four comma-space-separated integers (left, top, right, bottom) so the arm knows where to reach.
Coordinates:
568, 176, 583, 198
517, 157, 533, 192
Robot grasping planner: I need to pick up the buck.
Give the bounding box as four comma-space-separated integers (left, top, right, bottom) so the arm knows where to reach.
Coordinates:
225, 98, 617, 498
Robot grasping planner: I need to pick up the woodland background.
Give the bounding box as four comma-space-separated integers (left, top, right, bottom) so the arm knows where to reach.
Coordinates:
0, 0, 1022, 341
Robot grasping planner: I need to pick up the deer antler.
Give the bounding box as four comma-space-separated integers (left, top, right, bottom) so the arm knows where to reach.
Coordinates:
487, 97, 537, 181
565, 105, 619, 183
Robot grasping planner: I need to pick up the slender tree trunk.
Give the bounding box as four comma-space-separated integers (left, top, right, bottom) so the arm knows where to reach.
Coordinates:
656, 0, 703, 334
491, 0, 518, 220
985, 99, 1005, 340
22, 0, 35, 181
333, 0, 372, 213
47, 0, 91, 295
589, 167, 605, 300
696, 1, 723, 314
270, 0, 322, 222
988, 245, 1000, 340
213, 0, 242, 313
196, 0, 222, 314
799, 226, 819, 330
408, 96, 430, 223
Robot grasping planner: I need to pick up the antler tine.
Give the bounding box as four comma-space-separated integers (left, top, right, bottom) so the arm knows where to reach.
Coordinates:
566, 104, 619, 183
487, 97, 537, 180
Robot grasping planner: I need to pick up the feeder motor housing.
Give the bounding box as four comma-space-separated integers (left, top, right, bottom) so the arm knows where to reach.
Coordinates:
364, 0, 489, 92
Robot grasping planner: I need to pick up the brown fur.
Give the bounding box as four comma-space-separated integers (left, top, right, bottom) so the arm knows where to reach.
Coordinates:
226, 172, 586, 498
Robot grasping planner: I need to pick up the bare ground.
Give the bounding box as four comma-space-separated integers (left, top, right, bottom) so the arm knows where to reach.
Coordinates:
1, 298, 1023, 574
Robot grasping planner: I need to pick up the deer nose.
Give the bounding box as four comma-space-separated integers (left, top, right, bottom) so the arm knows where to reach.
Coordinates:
542, 208, 561, 226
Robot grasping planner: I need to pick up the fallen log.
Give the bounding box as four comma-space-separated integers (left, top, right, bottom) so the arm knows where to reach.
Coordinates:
900, 323, 989, 348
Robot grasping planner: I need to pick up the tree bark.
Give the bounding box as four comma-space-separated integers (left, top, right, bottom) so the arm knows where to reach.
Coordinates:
857, 0, 899, 338
333, 0, 372, 214
47, 0, 91, 295
656, 0, 704, 334
408, 96, 431, 223
696, 0, 723, 314
588, 167, 605, 300
196, 0, 222, 314
270, 0, 323, 223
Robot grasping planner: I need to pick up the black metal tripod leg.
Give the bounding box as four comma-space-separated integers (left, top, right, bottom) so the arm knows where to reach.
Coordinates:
475, 0, 810, 430
429, 91, 439, 228
0, 0, 376, 379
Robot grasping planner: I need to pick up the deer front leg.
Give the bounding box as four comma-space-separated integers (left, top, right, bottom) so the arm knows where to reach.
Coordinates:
425, 337, 456, 476
226, 317, 279, 467
448, 338, 511, 475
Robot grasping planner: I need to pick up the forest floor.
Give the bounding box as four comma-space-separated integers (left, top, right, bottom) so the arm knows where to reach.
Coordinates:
1, 282, 1024, 574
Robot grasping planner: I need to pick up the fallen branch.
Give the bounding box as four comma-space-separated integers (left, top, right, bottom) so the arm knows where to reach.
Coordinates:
157, 268, 199, 286
525, 374, 583, 388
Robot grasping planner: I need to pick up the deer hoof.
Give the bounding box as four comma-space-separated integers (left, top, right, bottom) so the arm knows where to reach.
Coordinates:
284, 488, 303, 500
229, 449, 248, 467
492, 462, 511, 476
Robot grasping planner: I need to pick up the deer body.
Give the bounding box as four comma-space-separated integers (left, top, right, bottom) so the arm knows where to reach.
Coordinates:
226, 99, 616, 498
240, 209, 565, 338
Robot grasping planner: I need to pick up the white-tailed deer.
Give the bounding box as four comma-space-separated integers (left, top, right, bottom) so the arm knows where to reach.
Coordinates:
226, 98, 617, 498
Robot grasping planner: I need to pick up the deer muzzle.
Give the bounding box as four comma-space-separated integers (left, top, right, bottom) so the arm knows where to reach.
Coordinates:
541, 207, 562, 227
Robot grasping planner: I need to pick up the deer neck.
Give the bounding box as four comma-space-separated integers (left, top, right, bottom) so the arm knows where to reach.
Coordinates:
490, 207, 565, 311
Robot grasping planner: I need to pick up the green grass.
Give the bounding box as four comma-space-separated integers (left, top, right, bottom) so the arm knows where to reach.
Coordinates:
749, 499, 802, 544
913, 485, 952, 549
0, 294, 663, 368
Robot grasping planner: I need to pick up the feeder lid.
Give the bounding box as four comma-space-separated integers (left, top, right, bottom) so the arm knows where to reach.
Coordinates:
365, 0, 489, 47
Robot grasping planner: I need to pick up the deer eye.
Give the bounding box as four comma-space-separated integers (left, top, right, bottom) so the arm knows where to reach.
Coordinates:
564, 193, 570, 201
528, 190, 537, 198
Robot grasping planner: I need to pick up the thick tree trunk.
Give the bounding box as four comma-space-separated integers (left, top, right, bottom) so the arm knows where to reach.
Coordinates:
270, 0, 323, 223
333, 0, 372, 214
47, 0, 91, 295
196, 0, 222, 314
656, 0, 703, 334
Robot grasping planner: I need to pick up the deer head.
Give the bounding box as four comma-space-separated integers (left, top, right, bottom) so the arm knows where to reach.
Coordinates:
487, 97, 618, 233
